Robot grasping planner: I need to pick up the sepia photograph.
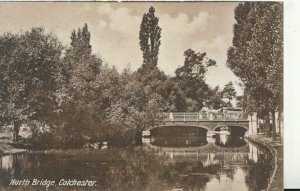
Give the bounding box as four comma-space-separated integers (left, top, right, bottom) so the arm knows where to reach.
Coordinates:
0, 1, 283, 191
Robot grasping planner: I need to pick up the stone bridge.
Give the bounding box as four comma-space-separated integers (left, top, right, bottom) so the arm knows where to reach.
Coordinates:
143, 112, 250, 135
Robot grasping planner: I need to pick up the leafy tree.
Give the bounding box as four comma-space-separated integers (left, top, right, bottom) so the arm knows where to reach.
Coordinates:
136, 7, 167, 111
222, 81, 236, 106
206, 86, 226, 109
254, 3, 283, 139
227, 2, 283, 139
174, 49, 216, 111
0, 33, 24, 141
176, 49, 216, 80
70, 23, 92, 56
0, 7, 229, 148
54, 23, 104, 146
139, 6, 161, 73
0, 28, 62, 141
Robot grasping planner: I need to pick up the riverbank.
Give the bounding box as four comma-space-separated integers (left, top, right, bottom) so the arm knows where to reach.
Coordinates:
0, 141, 28, 155
246, 134, 283, 191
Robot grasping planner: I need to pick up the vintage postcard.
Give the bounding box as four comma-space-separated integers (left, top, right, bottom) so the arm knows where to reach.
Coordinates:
0, 1, 283, 191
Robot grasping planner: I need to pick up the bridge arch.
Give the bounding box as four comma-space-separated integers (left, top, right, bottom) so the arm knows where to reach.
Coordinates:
213, 125, 248, 136
213, 125, 248, 131
149, 124, 210, 132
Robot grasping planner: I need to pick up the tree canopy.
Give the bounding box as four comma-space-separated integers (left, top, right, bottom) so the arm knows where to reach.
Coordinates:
227, 2, 283, 139
139, 6, 161, 72
222, 81, 236, 106
0, 7, 225, 147
174, 49, 217, 111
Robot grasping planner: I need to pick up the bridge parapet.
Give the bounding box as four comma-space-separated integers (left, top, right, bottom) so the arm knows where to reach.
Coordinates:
161, 120, 249, 131
145, 112, 250, 132
163, 112, 248, 122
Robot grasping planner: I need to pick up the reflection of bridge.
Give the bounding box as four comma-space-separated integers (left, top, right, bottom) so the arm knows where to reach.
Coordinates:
144, 139, 249, 154
146, 112, 250, 132
143, 141, 256, 166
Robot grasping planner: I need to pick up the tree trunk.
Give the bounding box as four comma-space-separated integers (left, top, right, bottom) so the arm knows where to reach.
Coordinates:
13, 121, 20, 142
278, 109, 282, 143
265, 114, 271, 137
272, 111, 277, 141
250, 114, 253, 134
131, 130, 136, 146
257, 116, 259, 134
262, 118, 265, 135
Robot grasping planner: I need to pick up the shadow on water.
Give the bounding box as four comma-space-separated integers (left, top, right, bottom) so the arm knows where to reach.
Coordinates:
150, 126, 207, 137
151, 136, 208, 147
150, 126, 208, 147
0, 148, 216, 191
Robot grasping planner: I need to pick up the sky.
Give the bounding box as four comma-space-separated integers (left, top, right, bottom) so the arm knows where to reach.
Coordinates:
0, 2, 242, 95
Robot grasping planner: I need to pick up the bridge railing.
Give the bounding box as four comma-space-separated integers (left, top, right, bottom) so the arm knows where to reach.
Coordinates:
162, 112, 248, 122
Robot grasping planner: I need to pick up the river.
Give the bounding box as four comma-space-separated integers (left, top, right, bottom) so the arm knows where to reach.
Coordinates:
0, 131, 273, 191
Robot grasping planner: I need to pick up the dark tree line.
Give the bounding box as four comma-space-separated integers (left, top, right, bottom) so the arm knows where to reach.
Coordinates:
227, 2, 283, 140
0, 7, 234, 148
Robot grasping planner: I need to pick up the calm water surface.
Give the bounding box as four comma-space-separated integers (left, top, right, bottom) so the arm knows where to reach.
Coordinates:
0, 134, 272, 191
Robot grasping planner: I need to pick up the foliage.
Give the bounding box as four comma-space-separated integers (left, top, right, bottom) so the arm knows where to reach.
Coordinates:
0, 28, 63, 141
227, 2, 283, 111
206, 86, 226, 109
0, 7, 224, 148
175, 49, 216, 81
227, 2, 283, 138
139, 6, 161, 72
174, 49, 217, 111
222, 81, 236, 106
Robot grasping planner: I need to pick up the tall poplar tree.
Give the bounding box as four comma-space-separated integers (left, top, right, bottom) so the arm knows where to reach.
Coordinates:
56, 23, 103, 147
139, 7, 161, 72
227, 2, 283, 139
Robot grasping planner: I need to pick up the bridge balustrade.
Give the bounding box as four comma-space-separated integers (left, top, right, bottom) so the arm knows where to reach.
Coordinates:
163, 112, 248, 122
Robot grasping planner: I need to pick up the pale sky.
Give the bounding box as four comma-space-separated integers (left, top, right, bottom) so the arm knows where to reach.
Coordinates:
0, 2, 242, 95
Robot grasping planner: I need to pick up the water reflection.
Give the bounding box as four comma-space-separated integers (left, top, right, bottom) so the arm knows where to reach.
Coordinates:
151, 135, 208, 147
1, 155, 13, 170
0, 136, 272, 191
146, 133, 272, 191
215, 135, 247, 148
205, 167, 248, 191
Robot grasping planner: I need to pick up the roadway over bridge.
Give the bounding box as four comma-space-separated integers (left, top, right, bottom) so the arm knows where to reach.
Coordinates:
144, 112, 250, 134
